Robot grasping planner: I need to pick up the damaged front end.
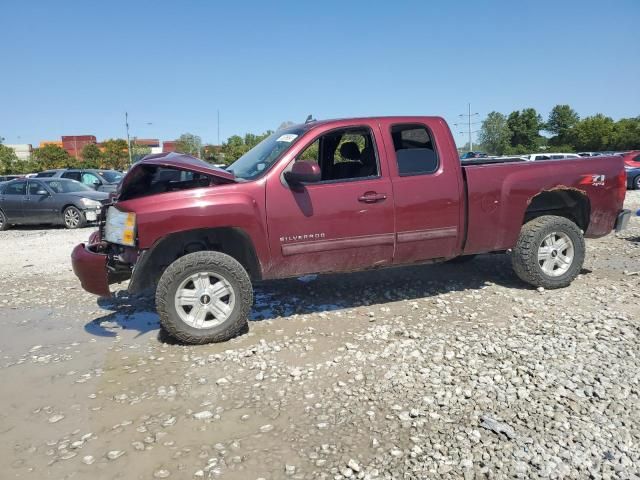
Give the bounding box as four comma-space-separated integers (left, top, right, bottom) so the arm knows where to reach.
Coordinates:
71, 152, 237, 297
70, 215, 136, 297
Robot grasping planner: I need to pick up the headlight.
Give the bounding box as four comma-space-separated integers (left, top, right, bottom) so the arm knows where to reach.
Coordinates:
104, 207, 136, 246
80, 198, 102, 208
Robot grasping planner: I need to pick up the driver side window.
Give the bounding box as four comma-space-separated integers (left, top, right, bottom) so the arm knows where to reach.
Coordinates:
295, 127, 379, 182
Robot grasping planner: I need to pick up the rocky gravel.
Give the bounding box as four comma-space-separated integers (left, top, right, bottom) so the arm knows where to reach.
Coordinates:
0, 192, 639, 479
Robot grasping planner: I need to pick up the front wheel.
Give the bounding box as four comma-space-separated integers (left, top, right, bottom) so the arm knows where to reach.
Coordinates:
511, 215, 585, 289
63, 206, 86, 229
156, 251, 253, 344
634, 175, 640, 190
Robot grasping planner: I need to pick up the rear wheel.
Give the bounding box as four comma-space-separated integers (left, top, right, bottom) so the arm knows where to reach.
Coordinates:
511, 215, 585, 289
63, 206, 86, 229
0, 209, 8, 231
156, 251, 253, 344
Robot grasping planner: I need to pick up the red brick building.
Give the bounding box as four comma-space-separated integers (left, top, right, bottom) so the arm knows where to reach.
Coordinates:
61, 135, 97, 159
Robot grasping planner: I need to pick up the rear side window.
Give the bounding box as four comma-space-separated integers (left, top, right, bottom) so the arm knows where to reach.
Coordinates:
4, 181, 27, 195
390, 124, 438, 175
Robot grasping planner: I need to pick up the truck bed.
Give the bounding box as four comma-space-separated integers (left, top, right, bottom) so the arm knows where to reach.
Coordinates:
461, 155, 625, 255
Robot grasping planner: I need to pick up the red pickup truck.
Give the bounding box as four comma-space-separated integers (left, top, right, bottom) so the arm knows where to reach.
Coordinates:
71, 116, 630, 344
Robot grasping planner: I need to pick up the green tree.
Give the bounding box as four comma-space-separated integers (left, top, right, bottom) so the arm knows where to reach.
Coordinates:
546, 105, 580, 146
202, 144, 223, 163
610, 117, 640, 150
131, 143, 151, 163
101, 139, 130, 170
175, 133, 202, 157
478, 111, 511, 155
81, 143, 103, 168
0, 144, 19, 174
221, 135, 249, 164
219, 131, 273, 165
506, 108, 543, 151
32, 144, 73, 169
572, 114, 615, 151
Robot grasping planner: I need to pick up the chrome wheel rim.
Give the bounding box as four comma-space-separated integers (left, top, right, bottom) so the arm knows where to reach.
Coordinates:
538, 232, 574, 277
64, 208, 80, 228
174, 272, 235, 329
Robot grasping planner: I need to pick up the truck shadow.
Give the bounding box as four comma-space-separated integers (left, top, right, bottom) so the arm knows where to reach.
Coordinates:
84, 253, 538, 342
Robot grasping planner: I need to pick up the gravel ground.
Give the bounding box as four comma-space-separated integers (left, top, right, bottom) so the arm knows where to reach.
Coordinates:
0, 192, 639, 479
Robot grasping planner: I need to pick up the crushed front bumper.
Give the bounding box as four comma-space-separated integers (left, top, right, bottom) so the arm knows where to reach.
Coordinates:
71, 243, 111, 297
615, 209, 631, 232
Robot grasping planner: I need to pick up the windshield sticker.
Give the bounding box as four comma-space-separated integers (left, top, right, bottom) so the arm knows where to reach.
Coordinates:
277, 133, 298, 143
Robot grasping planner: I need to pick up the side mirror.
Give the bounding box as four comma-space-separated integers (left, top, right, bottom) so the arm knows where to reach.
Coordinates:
36, 189, 49, 196
284, 161, 321, 186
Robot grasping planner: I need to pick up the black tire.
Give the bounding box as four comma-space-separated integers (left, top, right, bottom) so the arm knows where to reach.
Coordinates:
0, 209, 8, 231
634, 175, 640, 190
511, 215, 585, 289
63, 206, 86, 229
155, 251, 253, 344
446, 254, 477, 264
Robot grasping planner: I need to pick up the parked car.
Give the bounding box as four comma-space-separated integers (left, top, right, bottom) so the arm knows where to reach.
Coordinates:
71, 115, 629, 344
35, 169, 123, 193
621, 150, 640, 168
625, 166, 640, 190
0, 175, 24, 182
578, 152, 603, 157
0, 178, 109, 230
524, 153, 582, 161
460, 151, 488, 159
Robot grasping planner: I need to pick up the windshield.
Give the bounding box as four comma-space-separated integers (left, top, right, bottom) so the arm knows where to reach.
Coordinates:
227, 128, 305, 180
46, 179, 93, 193
100, 170, 123, 183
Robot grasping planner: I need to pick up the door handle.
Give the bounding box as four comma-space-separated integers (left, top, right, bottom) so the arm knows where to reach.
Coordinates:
358, 192, 387, 203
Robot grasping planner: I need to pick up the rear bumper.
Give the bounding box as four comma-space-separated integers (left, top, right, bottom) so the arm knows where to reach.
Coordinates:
615, 209, 631, 232
71, 243, 111, 297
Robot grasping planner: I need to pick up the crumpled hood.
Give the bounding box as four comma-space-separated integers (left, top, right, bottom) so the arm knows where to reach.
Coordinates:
132, 152, 234, 180
117, 152, 236, 200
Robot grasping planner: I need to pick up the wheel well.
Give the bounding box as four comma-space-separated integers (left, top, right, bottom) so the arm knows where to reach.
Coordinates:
523, 189, 590, 231
61, 204, 78, 213
130, 227, 261, 293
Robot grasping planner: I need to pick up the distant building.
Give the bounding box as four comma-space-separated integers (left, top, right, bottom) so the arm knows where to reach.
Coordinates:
134, 138, 160, 148
162, 141, 177, 153
134, 138, 162, 154
6, 144, 32, 161
62, 135, 97, 159
39, 140, 63, 148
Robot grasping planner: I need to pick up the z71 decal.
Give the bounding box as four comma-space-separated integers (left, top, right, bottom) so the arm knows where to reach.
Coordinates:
580, 174, 606, 186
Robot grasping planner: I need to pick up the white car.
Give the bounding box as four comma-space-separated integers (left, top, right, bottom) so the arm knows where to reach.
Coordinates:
524, 153, 582, 161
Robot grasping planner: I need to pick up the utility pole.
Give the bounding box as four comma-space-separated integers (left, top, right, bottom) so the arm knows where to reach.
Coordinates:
454, 103, 480, 151
125, 112, 133, 166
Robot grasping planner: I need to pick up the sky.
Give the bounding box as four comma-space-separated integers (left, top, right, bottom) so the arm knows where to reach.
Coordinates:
1, 0, 638, 148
